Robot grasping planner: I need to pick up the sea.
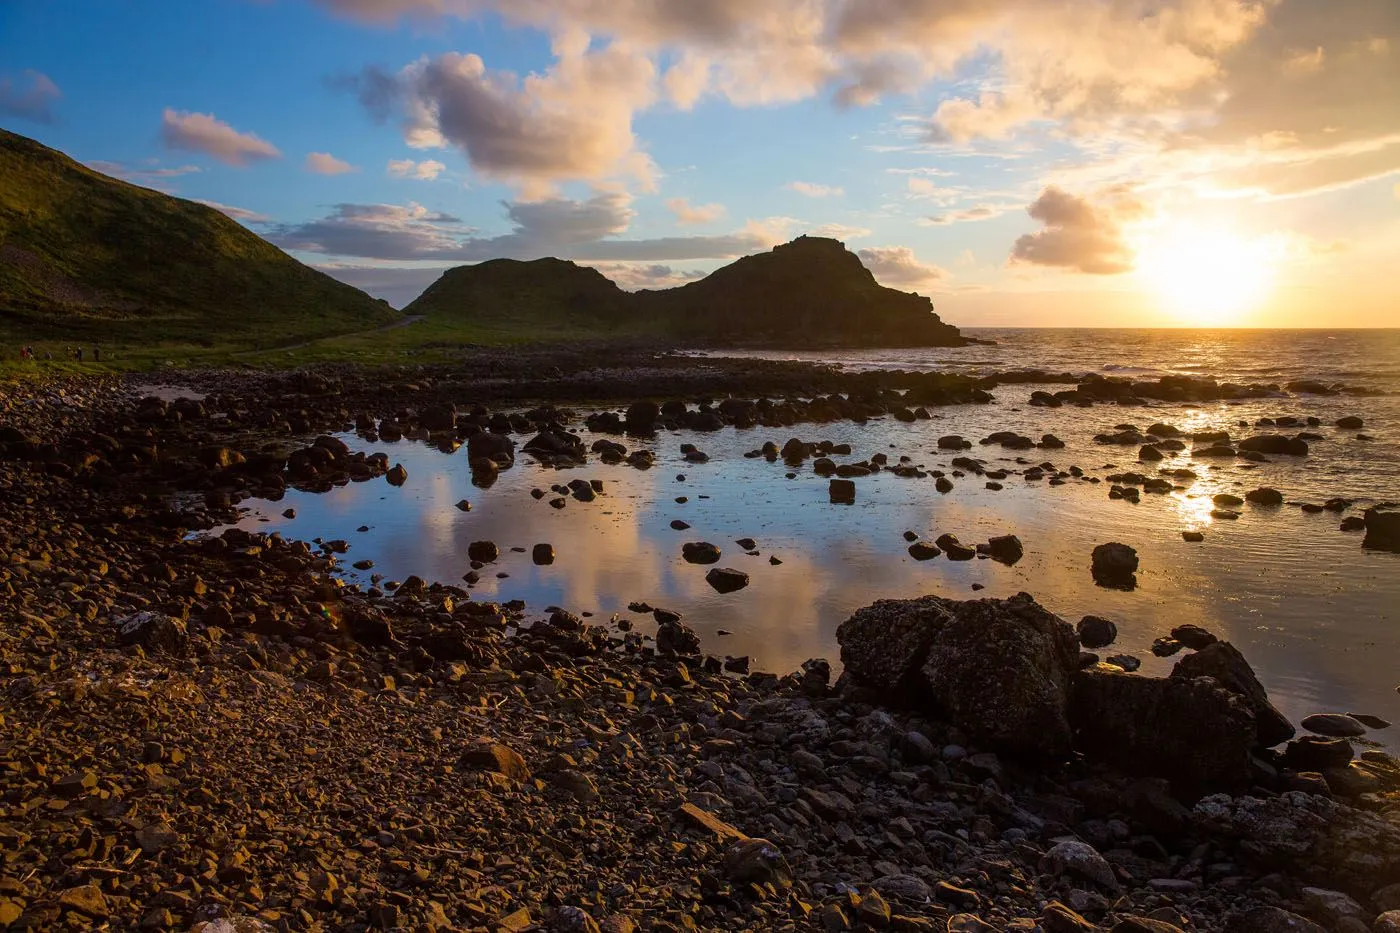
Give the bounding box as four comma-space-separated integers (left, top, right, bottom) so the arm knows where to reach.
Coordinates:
228, 329, 1400, 748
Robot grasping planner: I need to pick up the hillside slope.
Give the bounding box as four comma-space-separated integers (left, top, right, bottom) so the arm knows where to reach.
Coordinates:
406, 236, 968, 347
0, 129, 397, 347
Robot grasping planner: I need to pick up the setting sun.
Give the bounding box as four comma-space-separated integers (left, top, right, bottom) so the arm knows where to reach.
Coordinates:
1137, 227, 1282, 325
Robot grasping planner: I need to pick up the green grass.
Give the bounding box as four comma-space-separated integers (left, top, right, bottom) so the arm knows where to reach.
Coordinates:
0, 128, 398, 350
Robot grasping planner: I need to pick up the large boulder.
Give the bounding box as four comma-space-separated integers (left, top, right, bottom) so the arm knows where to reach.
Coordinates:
1364, 505, 1400, 552
1239, 434, 1309, 456
467, 431, 515, 465
1171, 642, 1295, 748
1194, 791, 1400, 896
1091, 542, 1138, 588
838, 593, 1080, 757
1069, 667, 1257, 789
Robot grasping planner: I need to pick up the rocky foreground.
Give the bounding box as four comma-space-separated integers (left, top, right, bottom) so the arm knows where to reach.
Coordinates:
2, 366, 1399, 933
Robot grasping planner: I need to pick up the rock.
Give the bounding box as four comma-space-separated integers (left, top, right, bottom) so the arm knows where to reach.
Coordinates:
907, 541, 941, 560
917, 593, 1080, 757
656, 619, 701, 655
1170, 624, 1217, 650
1246, 487, 1284, 505
1284, 735, 1355, 771
722, 838, 793, 888
386, 463, 408, 486
1043, 840, 1119, 891
1302, 713, 1368, 737
1375, 910, 1400, 933
468, 540, 499, 563
948, 916, 997, 932
1077, 616, 1118, 649
532, 543, 555, 565
1091, 542, 1138, 588
1300, 887, 1365, 927
829, 478, 856, 503
1240, 434, 1309, 456
1364, 506, 1400, 551
1336, 416, 1364, 429
839, 592, 1082, 757
935, 476, 954, 494
1172, 642, 1295, 747
705, 567, 749, 594
872, 873, 931, 901
682, 542, 721, 564
1228, 907, 1325, 933
1214, 493, 1245, 507
462, 742, 530, 782
936, 533, 976, 560
1109, 916, 1183, 932
1341, 516, 1366, 531
1194, 791, 1400, 896
1041, 903, 1097, 933
625, 400, 660, 431
1070, 668, 1257, 788
114, 611, 188, 654
1182, 530, 1205, 542
938, 435, 971, 450
984, 534, 1023, 564
547, 769, 599, 803
56, 884, 108, 917
455, 498, 472, 511
1105, 654, 1141, 672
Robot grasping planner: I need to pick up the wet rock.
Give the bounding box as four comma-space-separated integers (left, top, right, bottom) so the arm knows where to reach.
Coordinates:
56, 884, 108, 917
1240, 434, 1309, 456
682, 542, 721, 564
468, 540, 499, 563
1364, 506, 1400, 551
1091, 542, 1138, 588
705, 567, 749, 594
936, 533, 976, 560
829, 478, 856, 503
1375, 910, 1400, 933
1340, 516, 1366, 532
907, 541, 941, 560
532, 543, 555, 565
1070, 668, 1257, 788
1302, 713, 1368, 738
656, 619, 701, 655
1284, 735, 1355, 771
1182, 530, 1205, 542
1077, 615, 1118, 649
1172, 642, 1295, 747
938, 435, 972, 450
385, 463, 408, 486
1246, 487, 1284, 505
1336, 416, 1364, 429
982, 534, 1024, 565
935, 476, 954, 494
1170, 624, 1217, 650
1214, 493, 1245, 508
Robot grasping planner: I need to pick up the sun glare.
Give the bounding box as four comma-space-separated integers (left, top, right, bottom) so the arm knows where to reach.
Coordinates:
1137, 226, 1281, 325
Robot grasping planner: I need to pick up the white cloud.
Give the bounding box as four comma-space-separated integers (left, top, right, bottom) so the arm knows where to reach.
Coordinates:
306, 151, 355, 174
805, 222, 871, 241
920, 204, 1010, 225
86, 160, 201, 192
388, 157, 447, 180
787, 181, 844, 198
0, 70, 60, 123
665, 197, 725, 225
584, 261, 708, 290
160, 109, 281, 166
1009, 185, 1148, 275
857, 245, 948, 293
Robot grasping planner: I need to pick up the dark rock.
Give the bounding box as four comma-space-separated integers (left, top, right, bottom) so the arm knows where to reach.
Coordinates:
1364, 506, 1400, 551
462, 742, 530, 781
656, 619, 701, 655
114, 611, 188, 654
983, 534, 1024, 564
1246, 487, 1284, 505
1077, 616, 1118, 649
829, 478, 856, 503
1170, 624, 1218, 650
705, 567, 749, 594
1228, 907, 1325, 933
1172, 642, 1295, 747
682, 542, 721, 564
386, 463, 408, 486
1070, 668, 1257, 788
1284, 735, 1355, 771
1301, 713, 1367, 737
1091, 542, 1138, 588
532, 543, 555, 565
468, 540, 499, 563
907, 541, 941, 560
1336, 416, 1363, 429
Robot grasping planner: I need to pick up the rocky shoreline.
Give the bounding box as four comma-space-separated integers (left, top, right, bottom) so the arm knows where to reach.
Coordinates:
2, 361, 1399, 933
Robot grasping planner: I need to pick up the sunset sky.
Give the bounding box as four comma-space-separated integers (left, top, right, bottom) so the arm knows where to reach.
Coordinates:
2, 0, 1397, 327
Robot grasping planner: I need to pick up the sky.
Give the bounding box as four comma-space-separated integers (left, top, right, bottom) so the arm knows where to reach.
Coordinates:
1, 0, 1397, 328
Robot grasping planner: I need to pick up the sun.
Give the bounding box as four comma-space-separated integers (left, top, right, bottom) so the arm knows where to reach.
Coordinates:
1136, 226, 1281, 325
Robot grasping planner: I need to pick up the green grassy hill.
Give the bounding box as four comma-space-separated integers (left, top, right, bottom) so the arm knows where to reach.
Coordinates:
0, 128, 398, 349
406, 236, 968, 348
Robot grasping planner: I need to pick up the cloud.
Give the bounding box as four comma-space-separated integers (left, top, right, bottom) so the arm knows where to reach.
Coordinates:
584, 261, 708, 290
160, 109, 281, 166
194, 199, 272, 223
787, 181, 844, 198
1009, 185, 1147, 275
920, 204, 1010, 225
86, 160, 202, 191
268, 191, 780, 263
388, 157, 446, 180
666, 197, 725, 225
306, 151, 355, 174
0, 70, 60, 123
906, 177, 961, 201
805, 222, 871, 241
348, 36, 657, 195
857, 246, 948, 293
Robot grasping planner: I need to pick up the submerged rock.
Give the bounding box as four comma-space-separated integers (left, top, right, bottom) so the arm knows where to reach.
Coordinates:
1364, 505, 1400, 551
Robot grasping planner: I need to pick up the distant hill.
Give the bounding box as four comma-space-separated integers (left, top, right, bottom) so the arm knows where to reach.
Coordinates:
0, 128, 397, 347
405, 236, 968, 348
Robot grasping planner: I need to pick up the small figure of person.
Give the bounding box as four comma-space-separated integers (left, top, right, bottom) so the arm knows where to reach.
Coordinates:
75, 347, 83, 362
92, 346, 100, 363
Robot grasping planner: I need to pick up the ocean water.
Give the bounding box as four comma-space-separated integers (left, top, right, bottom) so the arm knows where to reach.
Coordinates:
228, 329, 1400, 748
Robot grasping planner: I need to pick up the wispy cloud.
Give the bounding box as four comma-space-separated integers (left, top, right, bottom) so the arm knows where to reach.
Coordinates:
665, 197, 725, 225
387, 158, 445, 180
306, 151, 355, 174
160, 108, 280, 166
0, 70, 60, 123
787, 181, 844, 198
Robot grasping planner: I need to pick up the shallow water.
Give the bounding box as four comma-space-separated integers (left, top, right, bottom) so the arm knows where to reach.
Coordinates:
229, 357, 1400, 750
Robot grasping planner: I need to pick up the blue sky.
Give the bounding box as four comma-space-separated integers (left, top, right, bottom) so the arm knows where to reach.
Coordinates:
2, 0, 1397, 326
